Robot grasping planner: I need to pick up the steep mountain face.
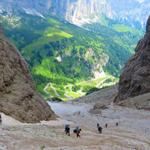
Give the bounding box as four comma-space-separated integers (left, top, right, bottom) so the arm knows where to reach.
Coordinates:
52, 0, 149, 28
63, 0, 150, 28
64, 0, 113, 26
0, 29, 55, 123
48, 0, 150, 28
115, 16, 150, 102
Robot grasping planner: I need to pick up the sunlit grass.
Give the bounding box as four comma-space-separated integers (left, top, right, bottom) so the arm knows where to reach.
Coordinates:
113, 24, 140, 33
45, 28, 73, 38
47, 18, 61, 26
23, 27, 73, 56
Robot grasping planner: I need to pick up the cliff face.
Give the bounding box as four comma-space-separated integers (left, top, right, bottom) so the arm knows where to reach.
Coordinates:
115, 16, 150, 102
0, 31, 55, 123
65, 0, 113, 25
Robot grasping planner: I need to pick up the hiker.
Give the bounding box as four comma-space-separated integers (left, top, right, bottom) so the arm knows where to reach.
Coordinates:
116, 122, 119, 127
65, 124, 70, 136
97, 123, 103, 134
105, 123, 108, 128
0, 114, 2, 124
73, 127, 82, 138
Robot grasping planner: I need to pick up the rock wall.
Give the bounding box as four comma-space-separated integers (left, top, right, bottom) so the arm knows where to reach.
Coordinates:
115, 16, 150, 102
0, 30, 55, 123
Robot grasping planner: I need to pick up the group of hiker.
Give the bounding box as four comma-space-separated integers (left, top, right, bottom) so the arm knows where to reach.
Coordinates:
0, 114, 119, 138
65, 122, 119, 137
0, 115, 2, 124
97, 122, 119, 134
65, 125, 82, 138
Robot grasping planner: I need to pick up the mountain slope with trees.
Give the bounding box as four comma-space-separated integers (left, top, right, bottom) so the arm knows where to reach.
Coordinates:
0, 3, 143, 100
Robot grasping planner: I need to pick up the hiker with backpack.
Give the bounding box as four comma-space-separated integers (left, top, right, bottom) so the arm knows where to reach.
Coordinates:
65, 124, 70, 136
73, 126, 82, 138
97, 123, 103, 134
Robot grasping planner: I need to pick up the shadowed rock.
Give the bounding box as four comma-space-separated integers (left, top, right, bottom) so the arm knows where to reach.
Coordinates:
0, 28, 55, 123
115, 16, 150, 103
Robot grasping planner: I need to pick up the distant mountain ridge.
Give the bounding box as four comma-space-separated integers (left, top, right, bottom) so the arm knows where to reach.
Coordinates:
0, 0, 149, 28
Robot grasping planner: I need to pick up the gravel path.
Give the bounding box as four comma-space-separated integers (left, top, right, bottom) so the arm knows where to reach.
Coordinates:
0, 102, 150, 150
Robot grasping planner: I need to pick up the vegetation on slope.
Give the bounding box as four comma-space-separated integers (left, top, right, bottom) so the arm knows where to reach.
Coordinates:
0, 12, 143, 101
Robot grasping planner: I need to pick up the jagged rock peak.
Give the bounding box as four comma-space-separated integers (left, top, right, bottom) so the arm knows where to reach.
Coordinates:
0, 32, 55, 123
115, 16, 150, 103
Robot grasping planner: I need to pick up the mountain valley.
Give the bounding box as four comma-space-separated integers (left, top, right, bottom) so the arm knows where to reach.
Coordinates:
0, 0, 147, 100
